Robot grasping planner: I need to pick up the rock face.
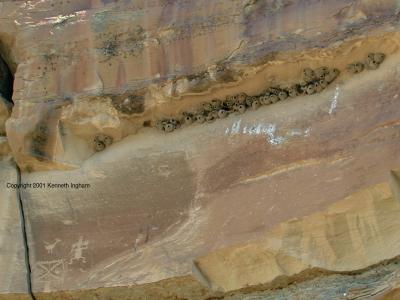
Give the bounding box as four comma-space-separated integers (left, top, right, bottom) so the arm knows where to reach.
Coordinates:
195, 181, 400, 292
1, 0, 400, 299
1, 0, 400, 171
19, 54, 400, 298
0, 160, 29, 299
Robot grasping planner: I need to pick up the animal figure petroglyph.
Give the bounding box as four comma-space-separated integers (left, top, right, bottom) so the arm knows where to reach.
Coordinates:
44, 239, 61, 255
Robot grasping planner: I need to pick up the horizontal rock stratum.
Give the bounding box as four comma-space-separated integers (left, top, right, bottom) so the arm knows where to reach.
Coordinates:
0, 0, 400, 299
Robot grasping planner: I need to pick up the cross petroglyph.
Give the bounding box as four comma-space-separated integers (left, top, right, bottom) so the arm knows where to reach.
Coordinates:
36, 259, 65, 282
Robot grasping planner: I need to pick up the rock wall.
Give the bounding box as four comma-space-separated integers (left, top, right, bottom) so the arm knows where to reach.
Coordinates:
0, 159, 29, 299
1, 0, 400, 299
1, 0, 400, 171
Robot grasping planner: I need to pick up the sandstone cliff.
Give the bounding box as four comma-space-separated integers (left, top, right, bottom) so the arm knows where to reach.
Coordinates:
1, 0, 400, 299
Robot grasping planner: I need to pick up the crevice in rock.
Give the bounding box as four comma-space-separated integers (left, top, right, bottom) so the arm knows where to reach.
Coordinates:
16, 164, 36, 300
1, 43, 34, 299
0, 47, 14, 138
0, 51, 14, 104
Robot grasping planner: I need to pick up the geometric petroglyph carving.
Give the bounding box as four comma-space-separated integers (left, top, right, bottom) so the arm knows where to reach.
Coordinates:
69, 236, 89, 264
36, 259, 66, 282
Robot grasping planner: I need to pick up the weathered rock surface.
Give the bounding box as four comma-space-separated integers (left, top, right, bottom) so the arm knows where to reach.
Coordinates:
0, 96, 11, 136
20, 51, 400, 297
1, 0, 400, 299
195, 181, 400, 292
0, 160, 29, 298
0, 0, 399, 170
25, 258, 400, 299
0, 136, 11, 159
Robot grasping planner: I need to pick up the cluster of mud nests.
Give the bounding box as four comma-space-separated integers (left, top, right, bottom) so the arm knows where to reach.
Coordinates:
155, 52, 385, 133
92, 52, 385, 151
93, 133, 113, 152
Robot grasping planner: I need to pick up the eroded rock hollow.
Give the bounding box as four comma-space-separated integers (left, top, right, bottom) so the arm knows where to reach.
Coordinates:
1, 0, 400, 299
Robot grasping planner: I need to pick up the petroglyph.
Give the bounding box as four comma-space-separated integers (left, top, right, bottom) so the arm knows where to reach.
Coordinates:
69, 236, 89, 264
36, 259, 66, 283
44, 239, 61, 255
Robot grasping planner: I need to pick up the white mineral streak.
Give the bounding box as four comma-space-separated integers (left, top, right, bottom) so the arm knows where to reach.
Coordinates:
225, 120, 311, 145
329, 85, 340, 115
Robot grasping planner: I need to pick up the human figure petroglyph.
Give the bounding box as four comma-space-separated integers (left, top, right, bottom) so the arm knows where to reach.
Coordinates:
69, 236, 89, 264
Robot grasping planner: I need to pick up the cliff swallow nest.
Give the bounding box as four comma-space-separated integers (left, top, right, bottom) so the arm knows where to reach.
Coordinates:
156, 52, 385, 133
93, 133, 113, 152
